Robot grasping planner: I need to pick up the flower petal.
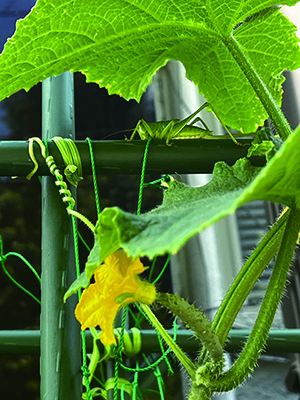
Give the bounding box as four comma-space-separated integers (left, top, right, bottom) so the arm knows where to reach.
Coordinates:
74, 250, 155, 346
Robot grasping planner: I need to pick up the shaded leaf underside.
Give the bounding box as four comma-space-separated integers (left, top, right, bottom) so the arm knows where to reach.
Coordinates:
94, 125, 300, 262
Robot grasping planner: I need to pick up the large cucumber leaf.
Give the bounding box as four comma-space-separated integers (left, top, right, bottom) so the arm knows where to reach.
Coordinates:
64, 126, 300, 300
0, 1, 300, 132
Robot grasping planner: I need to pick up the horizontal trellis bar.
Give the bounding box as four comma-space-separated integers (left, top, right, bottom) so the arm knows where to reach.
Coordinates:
0, 139, 264, 176
1, 329, 299, 355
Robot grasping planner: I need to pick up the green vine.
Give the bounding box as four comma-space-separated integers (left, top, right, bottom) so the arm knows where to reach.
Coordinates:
196, 207, 300, 392
223, 35, 293, 141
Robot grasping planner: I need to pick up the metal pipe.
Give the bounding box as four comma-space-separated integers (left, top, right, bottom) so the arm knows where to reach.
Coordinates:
0, 139, 262, 177
40, 72, 81, 400
1, 329, 300, 355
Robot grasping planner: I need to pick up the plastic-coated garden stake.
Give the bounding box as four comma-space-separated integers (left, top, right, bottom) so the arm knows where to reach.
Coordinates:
40, 72, 81, 400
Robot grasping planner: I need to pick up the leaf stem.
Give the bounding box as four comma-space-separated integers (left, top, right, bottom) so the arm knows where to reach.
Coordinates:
197, 210, 289, 366
157, 292, 223, 363
223, 35, 292, 141
139, 303, 196, 380
198, 207, 300, 392
213, 210, 288, 341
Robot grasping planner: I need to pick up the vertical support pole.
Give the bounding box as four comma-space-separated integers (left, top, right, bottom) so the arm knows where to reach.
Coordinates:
40, 72, 81, 400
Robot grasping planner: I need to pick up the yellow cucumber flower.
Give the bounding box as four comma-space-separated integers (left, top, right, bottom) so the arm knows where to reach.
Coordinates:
75, 250, 156, 345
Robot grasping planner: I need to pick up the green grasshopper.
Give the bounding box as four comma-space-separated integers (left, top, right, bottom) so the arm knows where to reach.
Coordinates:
125, 102, 243, 146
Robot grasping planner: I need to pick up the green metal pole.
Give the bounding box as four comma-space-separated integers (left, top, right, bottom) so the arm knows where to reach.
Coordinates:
0, 138, 262, 177
40, 72, 81, 400
2, 329, 300, 354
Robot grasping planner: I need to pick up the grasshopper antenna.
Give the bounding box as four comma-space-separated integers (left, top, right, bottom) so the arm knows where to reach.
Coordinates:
100, 127, 135, 140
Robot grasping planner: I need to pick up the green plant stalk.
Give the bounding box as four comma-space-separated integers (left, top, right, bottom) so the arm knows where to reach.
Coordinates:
139, 304, 196, 380
197, 210, 289, 366
68, 208, 95, 232
224, 35, 292, 141
189, 384, 212, 400
157, 293, 223, 363
197, 207, 300, 392
212, 210, 288, 340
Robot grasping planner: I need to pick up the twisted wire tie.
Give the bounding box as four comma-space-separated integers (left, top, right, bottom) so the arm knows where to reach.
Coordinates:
51, 136, 83, 187
26, 137, 94, 231
44, 153, 76, 208
27, 138, 76, 210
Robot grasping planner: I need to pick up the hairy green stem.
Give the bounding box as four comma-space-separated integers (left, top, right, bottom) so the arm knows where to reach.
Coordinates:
157, 292, 223, 363
139, 304, 196, 380
67, 209, 95, 232
213, 210, 288, 338
224, 35, 292, 141
198, 207, 300, 392
189, 211, 289, 398
189, 384, 212, 400
198, 210, 289, 366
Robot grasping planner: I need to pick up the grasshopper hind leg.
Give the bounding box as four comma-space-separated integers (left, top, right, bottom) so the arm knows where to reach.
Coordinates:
125, 120, 143, 142
188, 116, 211, 132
